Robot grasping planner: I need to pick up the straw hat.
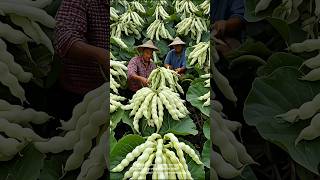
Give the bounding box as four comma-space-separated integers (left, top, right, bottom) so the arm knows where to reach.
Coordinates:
168, 37, 186, 46
137, 40, 159, 51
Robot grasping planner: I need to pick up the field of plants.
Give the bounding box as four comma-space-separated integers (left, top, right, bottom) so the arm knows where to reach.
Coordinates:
0, 0, 109, 179
110, 0, 211, 179
0, 0, 320, 179
213, 0, 320, 179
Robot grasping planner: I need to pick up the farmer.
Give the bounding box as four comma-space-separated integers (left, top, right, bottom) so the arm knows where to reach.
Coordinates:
211, 0, 246, 55
51, 0, 108, 120
164, 37, 187, 75
127, 40, 159, 93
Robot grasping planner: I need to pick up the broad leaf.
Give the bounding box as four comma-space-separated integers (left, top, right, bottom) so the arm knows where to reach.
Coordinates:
244, 67, 320, 175
232, 166, 258, 180
0, 144, 45, 180
186, 81, 210, 117
201, 140, 210, 168
226, 38, 272, 60
266, 17, 290, 42
110, 131, 117, 153
257, 52, 303, 76
110, 135, 146, 180
203, 120, 210, 140
111, 108, 124, 130
39, 152, 75, 180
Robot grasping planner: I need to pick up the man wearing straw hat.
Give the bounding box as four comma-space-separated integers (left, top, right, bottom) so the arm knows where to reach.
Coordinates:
165, 37, 187, 74
127, 40, 159, 93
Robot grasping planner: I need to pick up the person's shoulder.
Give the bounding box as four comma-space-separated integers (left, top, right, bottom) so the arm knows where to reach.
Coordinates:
167, 49, 175, 55
129, 56, 141, 63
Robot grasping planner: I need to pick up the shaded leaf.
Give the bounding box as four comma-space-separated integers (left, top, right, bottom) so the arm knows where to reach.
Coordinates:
0, 144, 45, 180
244, 67, 320, 175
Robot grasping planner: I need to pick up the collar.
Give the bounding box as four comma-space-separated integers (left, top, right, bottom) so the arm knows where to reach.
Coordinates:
139, 56, 151, 65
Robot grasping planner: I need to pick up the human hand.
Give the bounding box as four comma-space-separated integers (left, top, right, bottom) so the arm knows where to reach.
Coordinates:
213, 20, 227, 38
140, 77, 149, 86
175, 68, 182, 73
165, 64, 172, 69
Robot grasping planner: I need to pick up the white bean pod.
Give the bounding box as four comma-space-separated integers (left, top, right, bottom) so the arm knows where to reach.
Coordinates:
0, 134, 26, 157
0, 118, 47, 142
77, 130, 108, 180
0, 38, 33, 83
60, 83, 107, 130
0, 21, 31, 44
0, 2, 56, 28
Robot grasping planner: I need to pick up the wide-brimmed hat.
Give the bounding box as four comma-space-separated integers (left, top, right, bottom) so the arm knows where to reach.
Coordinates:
137, 40, 159, 51
168, 37, 186, 46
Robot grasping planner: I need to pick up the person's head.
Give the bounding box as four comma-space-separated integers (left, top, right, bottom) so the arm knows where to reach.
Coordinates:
141, 48, 154, 62
168, 37, 186, 53
173, 44, 183, 53
137, 40, 159, 62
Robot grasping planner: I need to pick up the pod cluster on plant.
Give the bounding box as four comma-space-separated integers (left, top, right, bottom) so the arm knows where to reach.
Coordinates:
275, 92, 320, 144
110, 93, 126, 113
112, 133, 202, 180
110, 5, 145, 38
148, 67, 184, 94
197, 73, 210, 107
199, 0, 210, 15
175, 0, 199, 18
0, 99, 51, 161
110, 60, 128, 94
175, 16, 208, 43
123, 86, 189, 133
255, 0, 319, 37
187, 41, 210, 68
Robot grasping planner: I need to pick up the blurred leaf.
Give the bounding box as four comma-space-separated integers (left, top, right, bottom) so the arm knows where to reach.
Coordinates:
244, 67, 320, 175
0, 144, 45, 180
257, 52, 303, 76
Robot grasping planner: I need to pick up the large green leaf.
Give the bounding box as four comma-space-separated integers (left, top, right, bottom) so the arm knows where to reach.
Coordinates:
225, 38, 272, 60
257, 52, 303, 76
244, 0, 278, 22
0, 144, 45, 180
232, 166, 258, 180
244, 67, 320, 175
111, 108, 124, 130
110, 131, 117, 153
186, 81, 210, 117
39, 152, 76, 180
122, 110, 198, 136
201, 140, 210, 168
110, 134, 145, 180
266, 17, 307, 45
203, 120, 210, 140
266, 17, 290, 42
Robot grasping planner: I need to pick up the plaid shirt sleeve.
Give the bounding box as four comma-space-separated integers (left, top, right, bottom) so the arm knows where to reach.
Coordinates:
127, 57, 138, 80
54, 0, 89, 58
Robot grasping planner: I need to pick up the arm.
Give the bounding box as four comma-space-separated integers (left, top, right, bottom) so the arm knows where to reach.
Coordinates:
213, 0, 245, 37
176, 50, 187, 74
54, 0, 108, 70
164, 51, 172, 69
127, 58, 148, 86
